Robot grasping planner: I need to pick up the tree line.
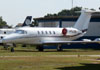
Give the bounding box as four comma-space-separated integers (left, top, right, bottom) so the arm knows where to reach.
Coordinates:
0, 17, 11, 28
44, 7, 95, 17
0, 7, 96, 28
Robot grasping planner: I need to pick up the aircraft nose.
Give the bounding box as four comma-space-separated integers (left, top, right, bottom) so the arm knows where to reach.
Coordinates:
2, 36, 14, 43
2, 34, 19, 43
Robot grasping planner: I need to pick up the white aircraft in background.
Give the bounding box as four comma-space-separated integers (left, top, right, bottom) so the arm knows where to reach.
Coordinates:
1, 9, 100, 51
0, 16, 32, 48
0, 16, 32, 39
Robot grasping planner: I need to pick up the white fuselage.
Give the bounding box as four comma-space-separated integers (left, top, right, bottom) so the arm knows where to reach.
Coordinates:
0, 16, 32, 40
2, 27, 84, 45
0, 29, 15, 39
1, 9, 99, 46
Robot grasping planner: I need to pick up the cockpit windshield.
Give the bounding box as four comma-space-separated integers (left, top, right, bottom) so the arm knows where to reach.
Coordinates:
15, 30, 27, 34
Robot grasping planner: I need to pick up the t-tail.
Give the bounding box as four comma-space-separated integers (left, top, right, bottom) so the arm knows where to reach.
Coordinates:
22, 16, 32, 26
74, 9, 100, 33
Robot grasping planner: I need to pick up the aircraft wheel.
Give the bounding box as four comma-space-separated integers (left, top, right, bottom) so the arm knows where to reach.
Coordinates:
38, 46, 44, 51
11, 47, 14, 52
57, 45, 63, 51
22, 44, 26, 47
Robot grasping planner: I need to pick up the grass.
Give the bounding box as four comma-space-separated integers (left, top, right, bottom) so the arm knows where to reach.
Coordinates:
0, 45, 100, 70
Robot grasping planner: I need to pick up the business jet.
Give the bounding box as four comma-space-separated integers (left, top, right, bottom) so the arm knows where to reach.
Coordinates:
0, 16, 32, 39
0, 16, 32, 48
1, 9, 100, 51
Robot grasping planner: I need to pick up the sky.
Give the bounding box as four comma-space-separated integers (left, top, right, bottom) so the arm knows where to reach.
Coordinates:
0, 0, 100, 26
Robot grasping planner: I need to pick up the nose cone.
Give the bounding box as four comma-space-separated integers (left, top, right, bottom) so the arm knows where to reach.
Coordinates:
2, 34, 19, 43
2, 37, 12, 43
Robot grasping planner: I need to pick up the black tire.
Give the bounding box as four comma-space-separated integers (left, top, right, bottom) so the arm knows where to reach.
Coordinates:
11, 47, 14, 52
38, 46, 44, 51
22, 44, 26, 47
57, 45, 63, 51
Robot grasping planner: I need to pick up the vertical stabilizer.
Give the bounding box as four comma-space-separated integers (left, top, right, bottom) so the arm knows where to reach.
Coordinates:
22, 16, 32, 26
74, 9, 99, 32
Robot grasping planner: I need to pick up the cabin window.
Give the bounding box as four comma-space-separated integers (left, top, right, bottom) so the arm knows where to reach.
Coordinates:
4, 32, 6, 34
49, 31, 51, 34
15, 30, 27, 34
45, 31, 48, 34
38, 31, 40, 34
53, 31, 55, 34
41, 31, 44, 34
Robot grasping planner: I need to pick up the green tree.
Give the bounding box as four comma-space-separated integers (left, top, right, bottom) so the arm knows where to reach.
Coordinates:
44, 13, 57, 17
44, 6, 82, 17
58, 10, 71, 16
70, 6, 82, 16
0, 17, 7, 28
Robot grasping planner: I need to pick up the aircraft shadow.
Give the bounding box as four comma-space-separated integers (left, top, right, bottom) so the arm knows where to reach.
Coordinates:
15, 50, 38, 52
15, 50, 64, 52
56, 63, 100, 70
14, 49, 100, 52
15, 49, 78, 52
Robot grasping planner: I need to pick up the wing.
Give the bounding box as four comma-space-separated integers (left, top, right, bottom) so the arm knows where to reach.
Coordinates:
42, 41, 100, 45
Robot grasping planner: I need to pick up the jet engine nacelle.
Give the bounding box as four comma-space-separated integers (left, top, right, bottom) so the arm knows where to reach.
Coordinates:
62, 28, 82, 36
62, 28, 67, 36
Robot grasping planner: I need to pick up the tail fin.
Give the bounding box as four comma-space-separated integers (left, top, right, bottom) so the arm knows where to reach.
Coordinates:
74, 9, 100, 32
22, 16, 32, 26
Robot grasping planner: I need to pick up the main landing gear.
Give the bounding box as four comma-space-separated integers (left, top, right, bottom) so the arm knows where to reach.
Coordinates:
57, 44, 63, 51
36, 45, 63, 52
36, 46, 44, 51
